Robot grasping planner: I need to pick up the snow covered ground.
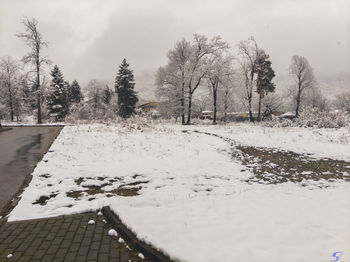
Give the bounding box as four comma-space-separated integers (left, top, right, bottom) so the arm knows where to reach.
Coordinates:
8, 123, 350, 262
181, 123, 350, 161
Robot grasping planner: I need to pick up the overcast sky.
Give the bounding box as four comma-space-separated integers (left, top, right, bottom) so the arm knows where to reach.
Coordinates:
0, 0, 349, 86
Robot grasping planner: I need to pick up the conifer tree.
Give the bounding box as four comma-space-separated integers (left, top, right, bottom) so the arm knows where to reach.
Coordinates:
69, 80, 83, 104
47, 65, 68, 120
103, 86, 112, 105
255, 51, 276, 121
64, 81, 71, 107
115, 59, 138, 118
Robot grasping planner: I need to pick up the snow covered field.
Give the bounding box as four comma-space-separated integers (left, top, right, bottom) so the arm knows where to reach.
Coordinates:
182, 123, 350, 161
8, 123, 350, 262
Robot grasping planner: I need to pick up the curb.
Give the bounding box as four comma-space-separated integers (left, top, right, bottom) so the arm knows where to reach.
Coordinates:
102, 206, 173, 262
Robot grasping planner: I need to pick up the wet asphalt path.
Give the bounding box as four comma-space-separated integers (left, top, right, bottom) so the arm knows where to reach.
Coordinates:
0, 126, 63, 214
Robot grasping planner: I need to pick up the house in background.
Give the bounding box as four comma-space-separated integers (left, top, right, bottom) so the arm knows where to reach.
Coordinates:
137, 102, 161, 119
200, 110, 213, 120
138, 102, 158, 113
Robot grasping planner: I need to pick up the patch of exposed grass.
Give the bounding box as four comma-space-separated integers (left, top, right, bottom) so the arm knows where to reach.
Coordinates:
110, 186, 141, 197
39, 173, 51, 179
66, 177, 144, 198
234, 145, 350, 186
66, 191, 83, 199
33, 193, 58, 205
192, 130, 350, 187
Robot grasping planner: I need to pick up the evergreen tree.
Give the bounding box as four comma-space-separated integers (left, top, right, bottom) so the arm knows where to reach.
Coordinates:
254, 52, 276, 121
69, 80, 83, 104
64, 81, 71, 107
103, 86, 112, 105
47, 65, 68, 120
115, 59, 138, 118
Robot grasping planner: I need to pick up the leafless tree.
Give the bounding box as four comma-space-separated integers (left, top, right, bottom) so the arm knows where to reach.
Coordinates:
304, 85, 328, 112
17, 17, 50, 124
207, 52, 233, 124
155, 64, 183, 120
156, 39, 191, 123
261, 94, 283, 120
289, 55, 316, 117
0, 56, 20, 121
168, 39, 191, 124
185, 34, 228, 124
334, 91, 350, 113
156, 34, 228, 124
220, 72, 237, 122
238, 37, 268, 122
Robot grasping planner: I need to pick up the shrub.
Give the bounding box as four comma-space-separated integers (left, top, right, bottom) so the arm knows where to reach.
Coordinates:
263, 107, 350, 128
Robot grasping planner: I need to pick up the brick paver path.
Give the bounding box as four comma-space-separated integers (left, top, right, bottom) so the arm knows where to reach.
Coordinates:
0, 212, 149, 262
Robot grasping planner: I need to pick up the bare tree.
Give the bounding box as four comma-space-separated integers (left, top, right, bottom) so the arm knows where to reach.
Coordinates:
238, 37, 262, 122
334, 91, 350, 113
17, 17, 50, 124
289, 55, 315, 117
155, 64, 183, 120
220, 72, 237, 122
0, 56, 20, 121
185, 34, 228, 124
207, 53, 233, 124
304, 85, 328, 112
156, 34, 228, 124
156, 39, 191, 123
261, 94, 283, 120
168, 39, 191, 124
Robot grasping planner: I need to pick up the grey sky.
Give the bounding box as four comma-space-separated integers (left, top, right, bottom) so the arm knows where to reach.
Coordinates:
1, 0, 349, 87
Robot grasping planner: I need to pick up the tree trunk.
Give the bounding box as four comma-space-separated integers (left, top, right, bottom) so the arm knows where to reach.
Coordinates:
295, 95, 301, 117
8, 82, 14, 122
36, 62, 42, 124
295, 84, 302, 118
248, 98, 254, 122
212, 83, 217, 125
257, 76, 262, 122
181, 71, 185, 125
224, 91, 228, 123
181, 87, 185, 125
37, 94, 42, 123
186, 93, 192, 125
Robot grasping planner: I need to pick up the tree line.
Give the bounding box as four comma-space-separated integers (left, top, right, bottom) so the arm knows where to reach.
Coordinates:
1, 18, 349, 125
155, 35, 347, 124
0, 17, 138, 124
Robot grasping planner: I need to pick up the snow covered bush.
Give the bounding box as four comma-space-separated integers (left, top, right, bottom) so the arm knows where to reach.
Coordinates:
65, 104, 152, 130
64, 102, 116, 123
263, 107, 350, 128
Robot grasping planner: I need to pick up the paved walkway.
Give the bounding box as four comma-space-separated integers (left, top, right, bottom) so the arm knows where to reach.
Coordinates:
0, 212, 149, 262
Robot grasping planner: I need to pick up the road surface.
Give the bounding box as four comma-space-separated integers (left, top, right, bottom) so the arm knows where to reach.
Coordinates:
0, 126, 63, 215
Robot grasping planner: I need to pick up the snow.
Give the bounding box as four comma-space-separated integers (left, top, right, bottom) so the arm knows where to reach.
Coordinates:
87, 220, 95, 225
7, 123, 350, 262
138, 253, 145, 259
280, 111, 295, 117
112, 183, 350, 262
181, 123, 350, 161
108, 229, 118, 237
118, 237, 125, 243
